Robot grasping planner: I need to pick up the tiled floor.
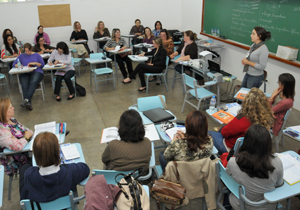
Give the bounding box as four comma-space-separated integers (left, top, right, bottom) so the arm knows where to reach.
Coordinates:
1, 61, 300, 210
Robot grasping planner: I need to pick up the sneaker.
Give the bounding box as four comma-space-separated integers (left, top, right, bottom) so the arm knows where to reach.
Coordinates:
25, 102, 33, 111
20, 99, 29, 108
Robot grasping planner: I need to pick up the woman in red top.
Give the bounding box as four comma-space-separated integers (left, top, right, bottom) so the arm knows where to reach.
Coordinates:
209, 88, 274, 155
269, 73, 295, 136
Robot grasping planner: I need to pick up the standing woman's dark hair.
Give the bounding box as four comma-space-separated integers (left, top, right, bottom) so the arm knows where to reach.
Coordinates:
236, 124, 275, 179
279, 73, 295, 100
56, 42, 69, 54
118, 110, 145, 142
37, 25, 43, 31
254, 26, 271, 41
2, 29, 13, 40
4, 35, 18, 55
154, 21, 162, 30
184, 30, 197, 41
185, 111, 210, 151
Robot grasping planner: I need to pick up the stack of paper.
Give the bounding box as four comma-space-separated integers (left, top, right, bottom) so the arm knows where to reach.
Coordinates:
165, 126, 186, 140
60, 144, 80, 160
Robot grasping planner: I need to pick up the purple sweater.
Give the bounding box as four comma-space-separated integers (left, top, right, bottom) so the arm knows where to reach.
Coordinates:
13, 53, 45, 74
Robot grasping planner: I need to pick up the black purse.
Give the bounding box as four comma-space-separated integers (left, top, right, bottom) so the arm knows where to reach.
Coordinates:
75, 82, 86, 96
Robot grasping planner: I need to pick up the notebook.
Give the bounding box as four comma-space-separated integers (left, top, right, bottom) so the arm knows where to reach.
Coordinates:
143, 108, 175, 123
212, 110, 235, 124
278, 153, 300, 185
208, 60, 232, 76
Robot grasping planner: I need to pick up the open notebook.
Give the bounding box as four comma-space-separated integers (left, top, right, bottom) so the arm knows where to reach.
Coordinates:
31, 122, 58, 150
278, 153, 300, 185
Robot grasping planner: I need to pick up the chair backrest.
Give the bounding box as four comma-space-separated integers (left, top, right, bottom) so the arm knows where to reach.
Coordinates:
233, 137, 244, 157
20, 191, 75, 210
280, 108, 292, 133
137, 95, 166, 112
183, 73, 196, 89
71, 57, 74, 65
92, 170, 134, 184
90, 52, 105, 60
0, 165, 4, 208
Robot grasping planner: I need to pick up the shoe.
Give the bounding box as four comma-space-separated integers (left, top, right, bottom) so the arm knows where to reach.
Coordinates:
67, 95, 75, 100
20, 99, 27, 108
138, 87, 146, 92
149, 76, 157, 82
156, 81, 161, 85
25, 102, 33, 111
56, 96, 61, 102
122, 80, 131, 84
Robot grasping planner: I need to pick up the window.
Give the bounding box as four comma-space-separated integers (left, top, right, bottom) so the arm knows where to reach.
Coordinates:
0, 0, 62, 3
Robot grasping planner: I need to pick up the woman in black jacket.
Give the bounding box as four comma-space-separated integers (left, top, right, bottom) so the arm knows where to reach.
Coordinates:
122, 37, 167, 92
70, 21, 91, 54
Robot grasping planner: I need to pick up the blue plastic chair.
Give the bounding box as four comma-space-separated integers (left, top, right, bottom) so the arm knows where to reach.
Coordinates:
20, 191, 84, 210
145, 56, 170, 93
0, 73, 9, 95
0, 165, 4, 208
181, 73, 216, 112
72, 57, 83, 77
233, 137, 244, 157
89, 53, 115, 91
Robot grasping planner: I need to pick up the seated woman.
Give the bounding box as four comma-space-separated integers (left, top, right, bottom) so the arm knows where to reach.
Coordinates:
269, 73, 295, 136
130, 19, 144, 54
143, 27, 154, 44
159, 110, 213, 172
0, 98, 32, 176
122, 37, 167, 92
70, 21, 91, 54
2, 29, 18, 44
170, 30, 203, 82
152, 21, 162, 36
103, 28, 133, 80
34, 25, 51, 45
48, 42, 75, 101
19, 132, 90, 202
13, 43, 45, 111
102, 110, 151, 172
1, 35, 20, 61
160, 29, 174, 57
226, 124, 283, 210
33, 35, 55, 55
93, 21, 110, 49
209, 88, 274, 155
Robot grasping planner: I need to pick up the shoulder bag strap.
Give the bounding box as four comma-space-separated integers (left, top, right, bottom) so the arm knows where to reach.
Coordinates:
173, 161, 181, 184
158, 95, 167, 110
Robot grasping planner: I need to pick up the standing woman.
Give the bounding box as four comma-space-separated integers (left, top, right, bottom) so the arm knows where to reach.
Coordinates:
34, 25, 51, 45
152, 21, 162, 36
160, 29, 174, 57
12, 43, 45, 111
2, 29, 18, 44
70, 21, 91, 54
269, 73, 295, 136
33, 35, 55, 55
241, 26, 271, 89
1, 35, 20, 60
48, 42, 75, 102
143, 27, 154, 44
103, 28, 133, 80
122, 37, 167, 92
226, 124, 283, 210
93, 21, 111, 49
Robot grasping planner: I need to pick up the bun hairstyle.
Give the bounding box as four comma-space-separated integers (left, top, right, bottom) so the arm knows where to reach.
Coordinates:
254, 26, 271, 41
185, 30, 197, 41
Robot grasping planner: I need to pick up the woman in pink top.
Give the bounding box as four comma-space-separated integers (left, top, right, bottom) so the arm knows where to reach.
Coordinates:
34, 25, 51, 45
0, 98, 32, 175
269, 73, 295, 136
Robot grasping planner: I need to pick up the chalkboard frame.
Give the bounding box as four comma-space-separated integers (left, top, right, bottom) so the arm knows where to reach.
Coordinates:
200, 0, 300, 68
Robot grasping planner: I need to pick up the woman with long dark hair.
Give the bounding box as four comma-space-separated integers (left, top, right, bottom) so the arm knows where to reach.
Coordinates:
33, 35, 55, 55
269, 73, 295, 136
226, 124, 283, 210
2, 29, 18, 44
1, 34, 20, 59
159, 110, 213, 171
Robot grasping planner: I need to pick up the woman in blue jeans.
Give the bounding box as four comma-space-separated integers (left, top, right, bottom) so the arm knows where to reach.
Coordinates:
241, 26, 271, 88
13, 43, 44, 111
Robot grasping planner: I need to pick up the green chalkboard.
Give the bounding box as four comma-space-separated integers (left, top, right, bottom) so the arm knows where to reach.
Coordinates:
203, 0, 300, 61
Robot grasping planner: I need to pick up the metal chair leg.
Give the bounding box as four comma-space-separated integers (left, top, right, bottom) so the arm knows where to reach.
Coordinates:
8, 175, 13, 200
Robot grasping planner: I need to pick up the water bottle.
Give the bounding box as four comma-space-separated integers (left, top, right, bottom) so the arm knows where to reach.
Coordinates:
209, 96, 216, 111
211, 28, 214, 35
217, 28, 220, 37
17, 59, 21, 70
214, 28, 217, 36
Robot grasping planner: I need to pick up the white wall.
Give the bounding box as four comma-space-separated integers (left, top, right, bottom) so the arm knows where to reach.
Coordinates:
0, 0, 182, 52
181, 0, 300, 110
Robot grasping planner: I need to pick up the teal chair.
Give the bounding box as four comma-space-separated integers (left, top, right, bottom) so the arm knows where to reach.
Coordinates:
0, 73, 9, 95
72, 57, 83, 77
145, 56, 170, 94
181, 74, 216, 112
20, 191, 84, 210
89, 53, 115, 91
0, 165, 4, 208
233, 137, 244, 157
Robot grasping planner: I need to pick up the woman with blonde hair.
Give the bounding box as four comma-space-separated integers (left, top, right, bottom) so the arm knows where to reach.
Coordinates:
0, 98, 32, 176
70, 21, 91, 54
209, 88, 274, 155
93, 21, 110, 49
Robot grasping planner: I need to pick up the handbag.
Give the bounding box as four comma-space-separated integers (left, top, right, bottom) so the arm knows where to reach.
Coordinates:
119, 49, 132, 58
75, 82, 86, 96
151, 161, 186, 210
115, 169, 150, 210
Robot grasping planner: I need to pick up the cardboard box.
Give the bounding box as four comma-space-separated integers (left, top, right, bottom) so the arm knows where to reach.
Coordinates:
276, 45, 299, 61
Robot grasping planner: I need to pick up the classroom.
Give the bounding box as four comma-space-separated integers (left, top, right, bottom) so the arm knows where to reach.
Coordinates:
0, 0, 300, 209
